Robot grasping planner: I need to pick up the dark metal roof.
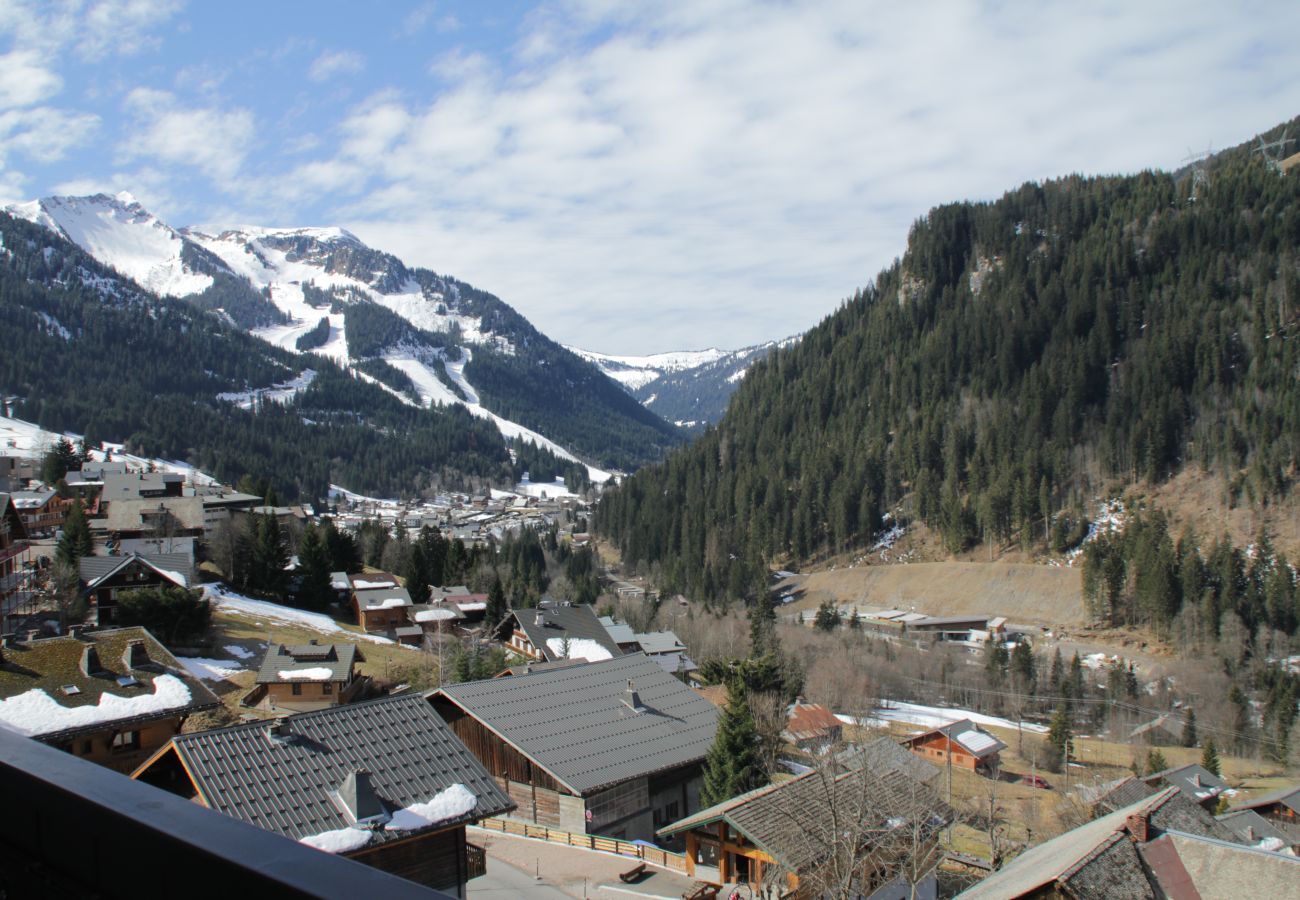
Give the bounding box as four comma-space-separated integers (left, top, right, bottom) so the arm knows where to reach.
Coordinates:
162, 694, 513, 843
1233, 784, 1300, 814
255, 642, 360, 684
1142, 763, 1227, 804
78, 552, 195, 589
501, 601, 622, 661
434, 653, 719, 795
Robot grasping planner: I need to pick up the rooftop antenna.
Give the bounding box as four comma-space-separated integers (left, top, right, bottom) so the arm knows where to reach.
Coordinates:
1255, 128, 1293, 175
1181, 143, 1212, 202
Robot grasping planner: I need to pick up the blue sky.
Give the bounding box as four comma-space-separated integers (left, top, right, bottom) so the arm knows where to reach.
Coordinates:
2, 1, 1299, 354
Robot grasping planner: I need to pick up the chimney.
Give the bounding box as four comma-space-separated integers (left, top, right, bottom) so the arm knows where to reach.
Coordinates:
268, 718, 293, 742
623, 679, 644, 713
80, 644, 103, 677
534, 610, 545, 627
1126, 811, 1151, 843
122, 639, 149, 670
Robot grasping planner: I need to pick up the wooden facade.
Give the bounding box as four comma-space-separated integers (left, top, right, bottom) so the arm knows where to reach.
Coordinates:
262, 675, 365, 712
84, 558, 186, 626
56, 715, 187, 774
350, 826, 470, 897
682, 822, 797, 893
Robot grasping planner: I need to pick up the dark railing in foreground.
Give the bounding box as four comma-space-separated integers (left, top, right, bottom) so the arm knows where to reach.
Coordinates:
0, 726, 452, 899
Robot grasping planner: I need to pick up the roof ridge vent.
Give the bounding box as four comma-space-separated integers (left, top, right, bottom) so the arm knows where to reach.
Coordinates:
80, 644, 105, 677
122, 639, 150, 670
332, 769, 390, 826
267, 717, 294, 743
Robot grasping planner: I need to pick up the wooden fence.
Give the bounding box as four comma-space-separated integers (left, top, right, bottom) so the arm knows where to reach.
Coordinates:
475, 817, 691, 873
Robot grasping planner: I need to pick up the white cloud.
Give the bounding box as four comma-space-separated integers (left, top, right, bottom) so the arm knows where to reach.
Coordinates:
309, 49, 365, 83
0, 51, 62, 109
305, 1, 1300, 353
0, 107, 98, 163
119, 88, 255, 181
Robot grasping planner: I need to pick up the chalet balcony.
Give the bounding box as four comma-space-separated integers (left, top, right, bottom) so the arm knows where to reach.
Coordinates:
0, 539, 29, 567
466, 841, 487, 881
0, 726, 454, 899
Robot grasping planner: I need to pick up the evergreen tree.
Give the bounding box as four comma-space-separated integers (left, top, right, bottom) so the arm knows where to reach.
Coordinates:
1067, 652, 1085, 700
55, 498, 93, 566
42, 437, 79, 484
1146, 749, 1169, 776
700, 678, 760, 807
1182, 709, 1198, 748
984, 638, 1009, 688
296, 524, 333, 610
813, 600, 841, 632
486, 575, 507, 627
1010, 640, 1036, 691
1048, 646, 1064, 693
1047, 702, 1073, 772
1200, 737, 1221, 777
251, 509, 289, 598
749, 597, 776, 656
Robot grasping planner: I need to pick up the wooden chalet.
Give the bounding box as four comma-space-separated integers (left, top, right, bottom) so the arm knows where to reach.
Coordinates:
10, 489, 69, 535
0, 626, 219, 773
133, 694, 514, 895
782, 697, 843, 754
0, 493, 31, 611
903, 719, 1006, 774
78, 552, 193, 626
1232, 785, 1300, 842
957, 787, 1297, 898
430, 653, 718, 843
251, 641, 368, 712
657, 761, 951, 898
348, 573, 412, 633
492, 599, 621, 662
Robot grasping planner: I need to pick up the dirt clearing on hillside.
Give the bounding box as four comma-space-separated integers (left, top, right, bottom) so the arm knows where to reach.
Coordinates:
784, 562, 1085, 627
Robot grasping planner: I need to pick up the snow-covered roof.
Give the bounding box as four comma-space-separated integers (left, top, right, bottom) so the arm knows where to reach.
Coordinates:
414, 608, 458, 622
278, 667, 334, 681
546, 637, 614, 662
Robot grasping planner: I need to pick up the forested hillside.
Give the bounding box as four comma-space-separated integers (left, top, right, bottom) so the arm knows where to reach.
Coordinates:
599, 118, 1300, 608
0, 213, 581, 500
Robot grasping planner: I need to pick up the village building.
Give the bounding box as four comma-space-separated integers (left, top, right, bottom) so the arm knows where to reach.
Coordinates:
430, 653, 718, 843
902, 719, 1006, 774
0, 493, 32, 615
10, 488, 69, 535
657, 761, 950, 898
1141, 763, 1228, 812
78, 552, 194, 626
93, 496, 207, 540
782, 697, 843, 754
0, 626, 219, 773
492, 600, 622, 662
1232, 785, 1300, 842
132, 693, 514, 896
956, 787, 1297, 898
348, 573, 412, 633
1216, 808, 1298, 854
250, 641, 368, 712
1127, 711, 1188, 745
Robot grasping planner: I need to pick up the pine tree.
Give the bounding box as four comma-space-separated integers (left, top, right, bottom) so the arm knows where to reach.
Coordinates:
813, 600, 841, 632
1146, 748, 1169, 776
1047, 702, 1073, 773
1182, 709, 1198, 748
1048, 646, 1063, 693
486, 575, 507, 627
984, 638, 1009, 688
251, 509, 288, 598
296, 524, 333, 610
700, 678, 760, 807
1010, 640, 1036, 691
1200, 737, 1221, 777
55, 498, 93, 566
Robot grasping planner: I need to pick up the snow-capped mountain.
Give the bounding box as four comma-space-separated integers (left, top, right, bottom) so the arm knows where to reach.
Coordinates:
571, 339, 798, 429
3, 193, 681, 480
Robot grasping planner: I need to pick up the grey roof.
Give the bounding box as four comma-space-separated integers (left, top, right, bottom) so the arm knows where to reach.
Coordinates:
1217, 809, 1294, 848
839, 736, 944, 787
1153, 830, 1300, 899
503, 601, 622, 662
634, 630, 688, 654
1143, 763, 1227, 803
79, 552, 194, 589
495, 658, 588, 677
255, 642, 360, 684
1233, 784, 1300, 815
158, 694, 513, 843
597, 616, 638, 645
1093, 775, 1158, 813
1129, 712, 1186, 740
100, 496, 205, 532
958, 787, 1242, 899
433, 653, 718, 795
658, 765, 950, 875
354, 585, 412, 610
99, 471, 185, 501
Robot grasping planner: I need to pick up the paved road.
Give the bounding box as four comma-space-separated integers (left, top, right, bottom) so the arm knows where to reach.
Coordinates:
467, 858, 573, 899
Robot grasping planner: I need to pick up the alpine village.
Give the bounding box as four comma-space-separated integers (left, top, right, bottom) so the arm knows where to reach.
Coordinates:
2, 8, 1300, 900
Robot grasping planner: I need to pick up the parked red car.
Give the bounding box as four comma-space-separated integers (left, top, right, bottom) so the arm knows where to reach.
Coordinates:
1021, 774, 1052, 789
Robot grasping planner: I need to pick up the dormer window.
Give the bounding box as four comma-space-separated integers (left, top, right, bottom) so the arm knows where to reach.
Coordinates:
61, 684, 81, 696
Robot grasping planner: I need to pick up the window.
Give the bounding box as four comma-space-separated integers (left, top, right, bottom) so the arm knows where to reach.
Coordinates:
81, 740, 92, 755
322, 682, 333, 695
111, 731, 140, 753
291, 682, 302, 696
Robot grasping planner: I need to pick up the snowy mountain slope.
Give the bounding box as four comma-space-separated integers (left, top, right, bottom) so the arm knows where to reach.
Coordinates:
571, 338, 799, 428
8, 193, 680, 474
5, 193, 212, 297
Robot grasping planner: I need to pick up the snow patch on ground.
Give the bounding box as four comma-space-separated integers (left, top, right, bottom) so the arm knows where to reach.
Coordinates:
177, 657, 245, 681
0, 674, 194, 737
0, 415, 218, 486
217, 369, 316, 409
838, 700, 1049, 734
205, 585, 396, 645
223, 644, 255, 660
